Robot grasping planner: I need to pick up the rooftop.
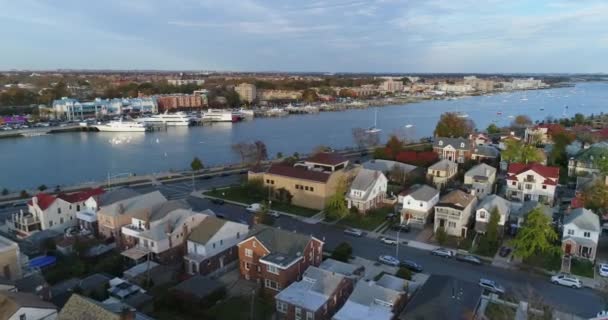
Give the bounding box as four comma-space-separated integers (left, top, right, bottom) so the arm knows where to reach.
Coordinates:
59, 294, 153, 320
0, 291, 56, 319
434, 137, 470, 150
319, 258, 363, 278
507, 163, 559, 179
476, 195, 510, 215
98, 188, 140, 206
564, 208, 600, 232
400, 184, 439, 202
275, 266, 345, 311
362, 159, 418, 174
428, 159, 458, 171
437, 190, 476, 210
333, 280, 403, 320
306, 152, 348, 166
187, 215, 228, 244
172, 275, 224, 300
244, 225, 319, 268
465, 163, 496, 178
350, 168, 383, 192
98, 191, 167, 217
267, 164, 331, 183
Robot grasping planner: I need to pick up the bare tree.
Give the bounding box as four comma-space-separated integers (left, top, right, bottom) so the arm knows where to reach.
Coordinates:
352, 127, 380, 149
232, 141, 268, 166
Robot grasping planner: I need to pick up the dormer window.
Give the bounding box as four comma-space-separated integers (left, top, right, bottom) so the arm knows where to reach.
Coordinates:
438, 141, 443, 146
460, 142, 465, 148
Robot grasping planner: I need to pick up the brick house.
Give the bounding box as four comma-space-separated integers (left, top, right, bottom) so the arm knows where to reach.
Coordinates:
433, 137, 472, 164
237, 225, 324, 295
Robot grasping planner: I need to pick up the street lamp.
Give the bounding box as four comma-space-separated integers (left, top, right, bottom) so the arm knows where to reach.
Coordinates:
396, 226, 401, 259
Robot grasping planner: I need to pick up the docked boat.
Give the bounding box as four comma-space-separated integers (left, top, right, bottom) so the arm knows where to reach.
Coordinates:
237, 108, 255, 119
202, 109, 241, 122
95, 120, 148, 132
138, 111, 193, 126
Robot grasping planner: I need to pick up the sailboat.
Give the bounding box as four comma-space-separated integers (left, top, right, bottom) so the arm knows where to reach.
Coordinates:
404, 124, 413, 128
366, 108, 382, 133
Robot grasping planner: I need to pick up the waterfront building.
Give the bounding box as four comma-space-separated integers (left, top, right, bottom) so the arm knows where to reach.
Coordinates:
167, 79, 205, 86
352, 84, 378, 96
258, 89, 302, 101
155, 94, 205, 111
436, 83, 474, 94
52, 97, 157, 120
235, 83, 257, 103
379, 78, 404, 93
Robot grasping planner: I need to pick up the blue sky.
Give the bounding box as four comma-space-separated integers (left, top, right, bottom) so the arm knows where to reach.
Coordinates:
1, 0, 607, 73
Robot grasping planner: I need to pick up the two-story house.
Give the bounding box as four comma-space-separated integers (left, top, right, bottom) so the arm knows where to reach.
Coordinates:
0, 291, 57, 320
434, 190, 478, 238
184, 216, 249, 276
524, 124, 563, 145
464, 163, 497, 200
427, 159, 458, 190
0, 235, 22, 281
332, 274, 406, 320
505, 163, 560, 206
399, 184, 440, 228
276, 266, 353, 320
474, 195, 511, 235
9, 188, 104, 238
433, 137, 472, 163
562, 208, 600, 262
237, 225, 324, 295
345, 169, 387, 213
568, 142, 608, 177
248, 152, 355, 210
76, 188, 140, 236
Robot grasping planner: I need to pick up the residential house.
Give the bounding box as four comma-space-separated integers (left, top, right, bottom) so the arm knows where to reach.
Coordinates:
509, 201, 554, 231
237, 225, 324, 295
9, 188, 104, 238
0, 291, 57, 320
248, 152, 355, 210
505, 163, 560, 206
470, 133, 491, 146
568, 142, 608, 177
276, 266, 353, 320
96, 191, 168, 245
427, 159, 458, 190
434, 190, 478, 238
184, 216, 249, 276
433, 137, 472, 163
464, 163, 497, 199
59, 293, 153, 320
332, 275, 406, 320
345, 169, 388, 213
399, 184, 440, 228
562, 208, 600, 262
571, 174, 607, 210
471, 145, 500, 162
524, 124, 564, 144
361, 159, 418, 177
399, 275, 482, 320
498, 133, 522, 151
474, 195, 511, 235
0, 235, 22, 281
318, 259, 364, 282
77, 188, 140, 235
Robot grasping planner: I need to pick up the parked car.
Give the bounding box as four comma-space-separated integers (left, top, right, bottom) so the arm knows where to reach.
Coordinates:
391, 224, 411, 233
400, 259, 423, 272
246, 203, 262, 213
385, 213, 398, 221
344, 228, 364, 237
456, 254, 482, 265
268, 210, 280, 218
431, 248, 455, 258
378, 255, 400, 267
599, 264, 608, 277
479, 279, 506, 294
551, 274, 582, 288
211, 198, 225, 205
379, 236, 398, 246
499, 246, 512, 257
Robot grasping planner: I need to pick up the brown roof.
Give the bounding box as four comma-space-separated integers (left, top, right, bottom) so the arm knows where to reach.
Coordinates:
267, 164, 331, 183
306, 152, 348, 166
188, 216, 227, 244
437, 190, 476, 210
59, 294, 126, 320
0, 291, 56, 319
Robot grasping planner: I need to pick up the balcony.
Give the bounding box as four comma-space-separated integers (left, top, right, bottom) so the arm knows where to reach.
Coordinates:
76, 210, 97, 223
121, 224, 146, 238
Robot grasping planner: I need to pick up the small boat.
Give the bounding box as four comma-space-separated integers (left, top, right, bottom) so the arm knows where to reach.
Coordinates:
366, 108, 382, 133
540, 108, 545, 111
404, 124, 413, 128
96, 120, 147, 132
520, 98, 529, 101
497, 112, 503, 115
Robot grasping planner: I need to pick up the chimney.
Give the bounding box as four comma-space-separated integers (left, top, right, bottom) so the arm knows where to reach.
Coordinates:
32, 196, 38, 206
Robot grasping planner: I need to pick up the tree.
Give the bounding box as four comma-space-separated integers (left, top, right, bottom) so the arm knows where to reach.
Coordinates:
582, 180, 608, 216
501, 139, 543, 164
433, 112, 475, 138
325, 178, 348, 220
511, 115, 533, 128
302, 89, 318, 103
595, 156, 608, 177
510, 207, 559, 259
331, 242, 352, 262
395, 267, 412, 280
37, 185, 47, 191
352, 127, 380, 149
435, 227, 447, 245
2, 188, 9, 196
338, 88, 356, 98
385, 135, 404, 159
190, 157, 204, 171
477, 207, 501, 256
276, 152, 283, 159
486, 123, 500, 134
548, 131, 574, 167
573, 113, 586, 125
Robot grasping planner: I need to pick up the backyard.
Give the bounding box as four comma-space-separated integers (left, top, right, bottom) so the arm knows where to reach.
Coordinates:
205, 296, 274, 320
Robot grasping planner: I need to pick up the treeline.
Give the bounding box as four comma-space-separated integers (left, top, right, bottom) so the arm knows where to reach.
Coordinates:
0, 82, 68, 107
252, 77, 382, 91
102, 82, 204, 98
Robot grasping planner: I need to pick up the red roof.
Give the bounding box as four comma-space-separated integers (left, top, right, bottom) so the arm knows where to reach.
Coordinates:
28, 188, 104, 211
267, 164, 331, 183
306, 152, 348, 166
28, 193, 57, 211
507, 163, 560, 180
396, 151, 438, 166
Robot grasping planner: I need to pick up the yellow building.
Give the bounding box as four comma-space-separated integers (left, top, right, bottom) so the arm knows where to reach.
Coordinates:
0, 235, 22, 280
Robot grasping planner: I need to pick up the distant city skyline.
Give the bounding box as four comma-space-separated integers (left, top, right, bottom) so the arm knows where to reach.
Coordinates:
1, 0, 607, 73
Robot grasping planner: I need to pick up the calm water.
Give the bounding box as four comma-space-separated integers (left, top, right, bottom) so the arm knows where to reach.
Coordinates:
1, 82, 606, 190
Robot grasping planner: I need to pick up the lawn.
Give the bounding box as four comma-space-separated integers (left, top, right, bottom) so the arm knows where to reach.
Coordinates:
570, 258, 594, 278
339, 207, 392, 231
270, 202, 319, 217
205, 296, 273, 320
523, 251, 561, 272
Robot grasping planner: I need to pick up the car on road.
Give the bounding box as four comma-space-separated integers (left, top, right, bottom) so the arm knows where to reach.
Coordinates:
385, 213, 398, 221
400, 259, 423, 272
378, 255, 400, 267
456, 254, 482, 265
344, 228, 364, 237
599, 264, 608, 277
379, 236, 398, 246
479, 279, 506, 294
431, 248, 455, 258
551, 274, 582, 288
246, 203, 262, 213
391, 224, 411, 233
268, 210, 280, 218
210, 198, 225, 205
499, 246, 512, 257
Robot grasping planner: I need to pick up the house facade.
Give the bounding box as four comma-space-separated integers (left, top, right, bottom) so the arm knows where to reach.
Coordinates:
399, 184, 440, 228
433, 137, 472, 164
505, 163, 559, 206
562, 208, 600, 261
0, 235, 22, 281
184, 216, 249, 276
474, 195, 511, 234
568, 142, 608, 177
464, 163, 497, 200
237, 225, 324, 295
345, 169, 388, 213
434, 190, 477, 238
427, 159, 458, 190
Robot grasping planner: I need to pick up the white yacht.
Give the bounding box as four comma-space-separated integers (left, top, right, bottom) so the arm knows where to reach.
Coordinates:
138, 111, 193, 126
202, 109, 240, 122
95, 120, 148, 132
237, 108, 255, 119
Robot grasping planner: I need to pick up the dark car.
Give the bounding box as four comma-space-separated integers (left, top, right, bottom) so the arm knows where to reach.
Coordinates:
400, 259, 423, 272
456, 254, 482, 265
499, 246, 512, 257
391, 224, 411, 233
385, 213, 398, 221
211, 198, 225, 205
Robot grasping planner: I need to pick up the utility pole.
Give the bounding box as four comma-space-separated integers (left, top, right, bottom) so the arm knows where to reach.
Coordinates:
396, 227, 401, 259
249, 289, 255, 320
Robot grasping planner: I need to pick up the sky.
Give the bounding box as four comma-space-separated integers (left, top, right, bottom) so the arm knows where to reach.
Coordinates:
0, 0, 607, 73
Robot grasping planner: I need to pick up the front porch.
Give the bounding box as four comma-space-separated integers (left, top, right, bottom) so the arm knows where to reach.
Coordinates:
562, 237, 597, 261
401, 209, 430, 228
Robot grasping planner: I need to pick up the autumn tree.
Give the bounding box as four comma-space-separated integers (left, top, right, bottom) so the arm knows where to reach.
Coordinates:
511, 115, 533, 128
582, 180, 608, 216
433, 112, 475, 138
510, 207, 559, 259
501, 139, 543, 164
385, 135, 404, 159
302, 89, 319, 103
338, 88, 357, 98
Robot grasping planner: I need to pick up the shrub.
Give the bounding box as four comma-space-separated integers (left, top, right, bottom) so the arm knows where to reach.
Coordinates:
436, 227, 448, 245
395, 267, 412, 280
331, 242, 352, 262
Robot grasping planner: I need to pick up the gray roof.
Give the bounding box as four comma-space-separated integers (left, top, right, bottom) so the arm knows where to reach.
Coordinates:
564, 208, 600, 232
399, 275, 482, 320
402, 184, 439, 202
465, 163, 496, 179
148, 199, 191, 221
98, 188, 140, 206
0, 291, 56, 319
476, 195, 510, 216
348, 280, 403, 307
319, 259, 363, 278
247, 225, 318, 268
375, 274, 407, 292
428, 159, 457, 171
275, 266, 345, 311
437, 190, 476, 210
78, 273, 111, 293
472, 145, 500, 158
172, 275, 223, 300
187, 216, 227, 245
362, 159, 418, 174
98, 191, 167, 217
350, 168, 383, 192
510, 201, 552, 220
434, 137, 470, 150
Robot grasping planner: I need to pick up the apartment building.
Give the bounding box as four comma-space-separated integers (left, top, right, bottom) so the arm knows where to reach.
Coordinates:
434, 190, 478, 238
235, 83, 257, 103
505, 163, 559, 206
155, 94, 204, 111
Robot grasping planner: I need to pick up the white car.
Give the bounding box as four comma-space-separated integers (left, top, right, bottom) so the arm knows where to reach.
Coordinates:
479, 278, 505, 294
246, 203, 262, 213
344, 228, 364, 237
268, 210, 280, 218
551, 274, 582, 288
431, 248, 455, 258
599, 264, 608, 277
378, 255, 400, 267
379, 236, 398, 246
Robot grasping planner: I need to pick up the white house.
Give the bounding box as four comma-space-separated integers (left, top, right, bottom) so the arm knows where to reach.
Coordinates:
464, 163, 497, 199
505, 163, 560, 206
184, 216, 249, 275
345, 168, 388, 212
474, 195, 511, 234
0, 291, 57, 320
562, 208, 600, 262
434, 190, 477, 238
399, 184, 440, 228
332, 274, 405, 320
427, 159, 458, 190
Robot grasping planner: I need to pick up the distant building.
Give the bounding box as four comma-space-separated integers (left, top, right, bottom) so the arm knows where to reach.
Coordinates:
155, 94, 204, 111
167, 79, 205, 86
258, 89, 302, 101
352, 84, 378, 96
235, 83, 257, 103
379, 79, 404, 93
52, 97, 157, 120
436, 83, 474, 94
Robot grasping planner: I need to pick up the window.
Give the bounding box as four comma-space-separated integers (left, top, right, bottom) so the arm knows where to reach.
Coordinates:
306, 311, 314, 320
150, 242, 154, 247
266, 179, 270, 183
49, 220, 54, 227
244, 262, 250, 270
567, 229, 574, 235
419, 203, 423, 207
220, 239, 223, 245
480, 212, 486, 219
60, 217, 64, 224
213, 243, 216, 249
448, 221, 456, 228
57, 208, 61, 214
20, 314, 26, 320
253, 241, 256, 248
265, 279, 280, 291
305, 186, 309, 191
438, 140, 443, 146
295, 307, 302, 320
460, 142, 465, 148
276, 301, 288, 313
584, 232, 591, 238
245, 248, 253, 258
310, 187, 314, 192
267, 265, 279, 274
76, 204, 80, 211
237, 232, 240, 239
525, 184, 532, 190
542, 185, 547, 189
69, 205, 72, 210
511, 181, 516, 186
